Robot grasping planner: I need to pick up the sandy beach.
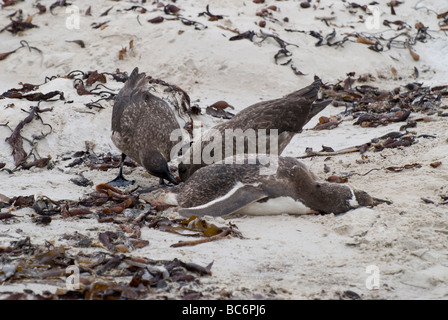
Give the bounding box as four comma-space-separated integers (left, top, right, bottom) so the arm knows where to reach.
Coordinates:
1, 0, 448, 300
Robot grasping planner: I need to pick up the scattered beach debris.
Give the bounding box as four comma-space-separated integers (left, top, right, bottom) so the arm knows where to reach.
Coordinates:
353, 110, 411, 127
65, 40, 86, 48
385, 163, 422, 172
323, 74, 445, 116
0, 14, 38, 34
229, 29, 300, 72
0, 177, 241, 299
0, 235, 214, 299
4, 106, 54, 167
206, 101, 235, 119
0, 181, 237, 297
49, 0, 72, 15
312, 115, 341, 130
146, 214, 242, 248
0, 40, 42, 61
430, 161, 442, 168
198, 5, 224, 21
148, 16, 164, 24
1, 181, 241, 249
327, 175, 349, 183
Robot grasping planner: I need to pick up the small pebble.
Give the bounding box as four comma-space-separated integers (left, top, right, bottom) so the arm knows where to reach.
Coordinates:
300, 1, 311, 8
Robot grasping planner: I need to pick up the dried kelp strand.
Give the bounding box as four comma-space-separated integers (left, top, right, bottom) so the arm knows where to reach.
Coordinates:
66, 40, 86, 48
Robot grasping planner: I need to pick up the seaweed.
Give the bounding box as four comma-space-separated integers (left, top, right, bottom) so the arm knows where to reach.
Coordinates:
0, 181, 224, 299
258, 30, 299, 64
0, 16, 38, 34
4, 106, 54, 167
164, 4, 180, 15
0, 40, 42, 62
148, 16, 164, 24
99, 6, 113, 17
49, 0, 71, 15
85, 70, 107, 87
353, 110, 411, 127
229, 29, 301, 73
146, 214, 243, 248
65, 40, 86, 48
198, 5, 224, 21
206, 101, 235, 119
0, 232, 214, 299
312, 115, 341, 130
1, 90, 64, 101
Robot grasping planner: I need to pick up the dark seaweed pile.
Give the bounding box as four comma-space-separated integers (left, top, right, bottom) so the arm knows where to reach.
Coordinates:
304, 73, 448, 155
1, 237, 214, 300
0, 182, 241, 300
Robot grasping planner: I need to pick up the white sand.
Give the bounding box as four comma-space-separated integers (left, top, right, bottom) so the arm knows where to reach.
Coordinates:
1, 0, 448, 299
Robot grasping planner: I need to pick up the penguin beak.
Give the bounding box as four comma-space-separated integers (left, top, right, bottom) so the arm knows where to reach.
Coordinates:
165, 171, 179, 185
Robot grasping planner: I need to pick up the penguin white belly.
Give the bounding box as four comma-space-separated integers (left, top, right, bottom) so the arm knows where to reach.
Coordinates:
348, 189, 360, 208
238, 196, 312, 216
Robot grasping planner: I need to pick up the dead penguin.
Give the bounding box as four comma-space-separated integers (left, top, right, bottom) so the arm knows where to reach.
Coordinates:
110, 67, 181, 186
178, 79, 332, 181
145, 155, 373, 217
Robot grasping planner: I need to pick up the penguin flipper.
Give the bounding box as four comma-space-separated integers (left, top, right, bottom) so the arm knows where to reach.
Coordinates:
178, 185, 268, 218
